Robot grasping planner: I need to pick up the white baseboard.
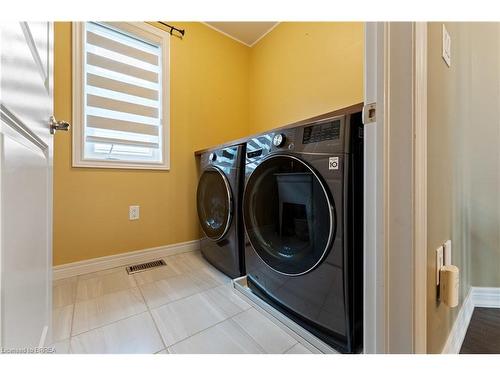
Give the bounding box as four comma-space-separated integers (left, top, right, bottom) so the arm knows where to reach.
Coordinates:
53, 239, 201, 280
442, 286, 500, 353
441, 288, 474, 354
471, 287, 500, 308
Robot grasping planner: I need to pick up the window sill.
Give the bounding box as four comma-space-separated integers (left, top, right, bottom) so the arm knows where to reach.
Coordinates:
72, 159, 170, 171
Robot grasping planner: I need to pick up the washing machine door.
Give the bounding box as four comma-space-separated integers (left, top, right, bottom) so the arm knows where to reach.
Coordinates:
197, 166, 233, 241
243, 154, 335, 276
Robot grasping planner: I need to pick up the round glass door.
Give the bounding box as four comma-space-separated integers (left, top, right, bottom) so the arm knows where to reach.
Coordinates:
197, 166, 233, 241
243, 155, 335, 275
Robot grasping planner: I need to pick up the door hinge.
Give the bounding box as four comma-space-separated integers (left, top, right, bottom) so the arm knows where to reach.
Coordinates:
363, 102, 376, 124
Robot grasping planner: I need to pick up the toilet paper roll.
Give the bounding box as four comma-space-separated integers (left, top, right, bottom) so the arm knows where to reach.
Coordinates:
440, 265, 459, 308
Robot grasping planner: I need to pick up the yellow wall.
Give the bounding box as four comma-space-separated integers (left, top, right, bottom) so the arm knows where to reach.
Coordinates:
249, 22, 364, 133
53, 22, 250, 265
53, 22, 364, 265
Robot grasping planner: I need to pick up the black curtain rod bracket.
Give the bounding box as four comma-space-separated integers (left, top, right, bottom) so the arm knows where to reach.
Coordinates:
158, 22, 185, 38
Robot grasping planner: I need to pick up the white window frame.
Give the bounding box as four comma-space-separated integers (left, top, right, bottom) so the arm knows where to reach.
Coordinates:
72, 22, 170, 170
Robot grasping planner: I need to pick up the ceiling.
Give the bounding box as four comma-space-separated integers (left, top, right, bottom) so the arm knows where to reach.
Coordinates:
204, 22, 278, 47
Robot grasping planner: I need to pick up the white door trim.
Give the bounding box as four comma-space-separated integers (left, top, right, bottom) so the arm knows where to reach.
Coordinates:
365, 22, 423, 353
386, 22, 417, 353
413, 21, 428, 354
363, 22, 387, 354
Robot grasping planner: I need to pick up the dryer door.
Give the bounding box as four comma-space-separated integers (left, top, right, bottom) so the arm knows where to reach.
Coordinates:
197, 166, 233, 241
243, 154, 335, 276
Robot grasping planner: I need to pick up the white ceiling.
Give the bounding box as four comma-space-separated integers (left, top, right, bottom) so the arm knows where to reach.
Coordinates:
204, 22, 278, 47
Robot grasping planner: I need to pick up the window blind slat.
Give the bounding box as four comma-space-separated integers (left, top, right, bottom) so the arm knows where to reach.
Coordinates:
87, 73, 158, 100
87, 31, 158, 65
86, 135, 159, 149
87, 52, 158, 83
87, 86, 158, 108
87, 65, 158, 90
87, 107, 159, 126
87, 94, 158, 118
87, 115, 159, 136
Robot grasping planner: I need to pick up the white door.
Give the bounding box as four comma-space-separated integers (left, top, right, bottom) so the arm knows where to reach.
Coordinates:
0, 22, 67, 349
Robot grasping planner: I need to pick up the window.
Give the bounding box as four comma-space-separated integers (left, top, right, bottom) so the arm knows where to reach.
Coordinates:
72, 22, 170, 169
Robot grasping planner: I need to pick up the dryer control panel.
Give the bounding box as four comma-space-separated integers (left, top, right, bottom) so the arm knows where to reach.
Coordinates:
200, 144, 245, 171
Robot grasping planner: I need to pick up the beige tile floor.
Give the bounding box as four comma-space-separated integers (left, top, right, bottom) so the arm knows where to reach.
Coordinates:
51, 250, 314, 354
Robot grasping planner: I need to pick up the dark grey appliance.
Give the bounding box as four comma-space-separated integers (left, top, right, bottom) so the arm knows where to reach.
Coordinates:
197, 144, 246, 279
243, 107, 363, 353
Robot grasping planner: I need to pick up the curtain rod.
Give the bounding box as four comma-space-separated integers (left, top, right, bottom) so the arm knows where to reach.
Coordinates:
158, 22, 185, 37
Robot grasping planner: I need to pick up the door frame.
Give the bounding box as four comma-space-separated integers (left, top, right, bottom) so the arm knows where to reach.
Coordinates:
363, 22, 386, 354
363, 22, 427, 353
413, 22, 428, 354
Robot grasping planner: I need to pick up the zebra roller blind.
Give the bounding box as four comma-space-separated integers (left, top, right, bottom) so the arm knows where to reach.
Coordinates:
73, 22, 169, 169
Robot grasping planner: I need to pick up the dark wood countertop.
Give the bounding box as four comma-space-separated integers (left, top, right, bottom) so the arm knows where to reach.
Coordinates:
193, 102, 364, 156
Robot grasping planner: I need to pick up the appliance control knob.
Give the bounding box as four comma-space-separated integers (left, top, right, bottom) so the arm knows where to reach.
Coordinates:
209, 152, 217, 162
273, 133, 286, 147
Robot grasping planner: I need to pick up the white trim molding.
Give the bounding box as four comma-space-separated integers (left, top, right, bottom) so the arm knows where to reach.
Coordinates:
364, 22, 424, 353
364, 22, 417, 353
53, 239, 200, 280
471, 287, 500, 308
201, 22, 280, 48
442, 288, 474, 354
413, 21, 428, 354
249, 23, 280, 47
442, 287, 500, 353
363, 21, 387, 354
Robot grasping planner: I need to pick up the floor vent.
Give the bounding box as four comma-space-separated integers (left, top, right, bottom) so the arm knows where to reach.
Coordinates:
126, 259, 166, 274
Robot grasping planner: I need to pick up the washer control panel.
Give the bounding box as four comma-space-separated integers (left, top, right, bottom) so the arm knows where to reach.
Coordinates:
245, 113, 352, 163
302, 119, 341, 144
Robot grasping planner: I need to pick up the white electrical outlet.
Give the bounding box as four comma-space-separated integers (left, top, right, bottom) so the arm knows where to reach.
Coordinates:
129, 205, 140, 220
436, 245, 444, 285
444, 240, 452, 266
